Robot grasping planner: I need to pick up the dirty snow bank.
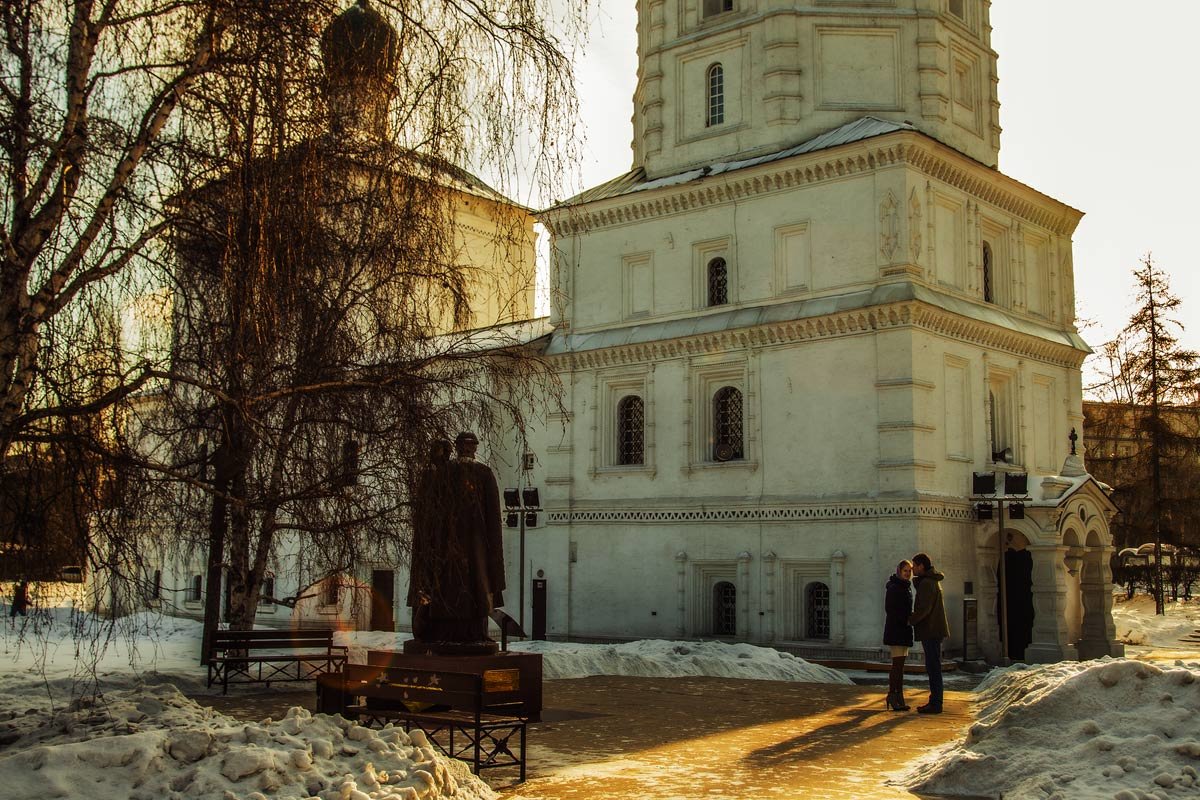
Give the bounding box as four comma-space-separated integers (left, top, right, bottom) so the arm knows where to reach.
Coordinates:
338, 634, 852, 685
904, 659, 1200, 799
0, 683, 494, 800
1111, 596, 1200, 648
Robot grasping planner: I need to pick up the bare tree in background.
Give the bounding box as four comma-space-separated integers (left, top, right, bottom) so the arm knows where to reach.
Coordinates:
125, 0, 580, 652
1087, 257, 1200, 614
0, 0, 234, 459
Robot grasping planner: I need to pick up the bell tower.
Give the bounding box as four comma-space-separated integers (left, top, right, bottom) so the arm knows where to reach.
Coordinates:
633, 0, 1000, 179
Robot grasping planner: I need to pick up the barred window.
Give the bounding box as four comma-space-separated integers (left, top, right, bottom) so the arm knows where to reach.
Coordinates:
807, 582, 831, 639
982, 242, 994, 303
713, 581, 737, 635
617, 395, 645, 466
712, 386, 744, 462
707, 257, 728, 306
706, 64, 725, 127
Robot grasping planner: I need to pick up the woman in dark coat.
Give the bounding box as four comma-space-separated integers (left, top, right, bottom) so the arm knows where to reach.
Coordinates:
883, 560, 915, 711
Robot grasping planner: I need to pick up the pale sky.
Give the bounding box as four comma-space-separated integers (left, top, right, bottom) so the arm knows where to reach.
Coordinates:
563, 1, 1200, 375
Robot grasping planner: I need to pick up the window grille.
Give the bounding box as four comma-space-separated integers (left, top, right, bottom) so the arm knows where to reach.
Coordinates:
707, 257, 728, 306
617, 395, 645, 465
807, 582, 831, 639
707, 64, 725, 127
982, 242, 994, 303
713, 581, 737, 635
712, 386, 744, 461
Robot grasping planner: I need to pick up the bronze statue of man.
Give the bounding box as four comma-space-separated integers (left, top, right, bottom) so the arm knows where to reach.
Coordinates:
406, 432, 506, 653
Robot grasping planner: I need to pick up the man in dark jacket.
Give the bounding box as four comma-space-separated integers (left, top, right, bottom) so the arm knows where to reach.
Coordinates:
908, 553, 950, 714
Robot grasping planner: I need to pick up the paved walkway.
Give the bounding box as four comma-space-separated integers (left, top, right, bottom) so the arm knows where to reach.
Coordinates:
196, 676, 974, 800
495, 677, 972, 800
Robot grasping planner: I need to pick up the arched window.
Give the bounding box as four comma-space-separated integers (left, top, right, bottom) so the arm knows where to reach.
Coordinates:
713, 580, 737, 635
712, 386, 744, 462
706, 64, 725, 127
617, 395, 645, 466
982, 242, 994, 303
707, 257, 728, 306
806, 582, 831, 639
189, 574, 202, 602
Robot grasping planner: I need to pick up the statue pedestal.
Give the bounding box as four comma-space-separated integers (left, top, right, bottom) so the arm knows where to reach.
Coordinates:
368, 648, 543, 720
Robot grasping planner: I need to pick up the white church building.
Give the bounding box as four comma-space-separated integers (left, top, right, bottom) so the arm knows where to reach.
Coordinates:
498, 0, 1124, 665
130, 0, 1125, 667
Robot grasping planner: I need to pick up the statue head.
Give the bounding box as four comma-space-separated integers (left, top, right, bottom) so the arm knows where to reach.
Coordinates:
429, 439, 452, 465
454, 431, 479, 460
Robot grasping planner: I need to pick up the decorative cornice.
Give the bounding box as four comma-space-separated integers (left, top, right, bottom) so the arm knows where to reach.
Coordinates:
546, 498, 977, 525
550, 298, 1087, 371
542, 133, 1079, 238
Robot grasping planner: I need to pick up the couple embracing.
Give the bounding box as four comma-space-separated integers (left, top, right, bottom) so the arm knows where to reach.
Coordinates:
883, 553, 949, 714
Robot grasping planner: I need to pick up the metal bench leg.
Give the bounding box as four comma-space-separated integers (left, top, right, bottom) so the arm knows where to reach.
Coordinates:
520, 723, 527, 782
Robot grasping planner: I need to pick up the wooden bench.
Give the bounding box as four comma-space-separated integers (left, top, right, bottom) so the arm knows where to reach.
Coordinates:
207, 628, 347, 694
317, 661, 534, 780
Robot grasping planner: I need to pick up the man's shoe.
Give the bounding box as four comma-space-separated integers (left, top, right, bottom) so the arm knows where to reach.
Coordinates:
916, 704, 943, 714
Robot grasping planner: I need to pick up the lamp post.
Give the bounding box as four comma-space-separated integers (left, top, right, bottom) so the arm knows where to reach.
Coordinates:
973, 470, 1029, 666
503, 485, 541, 630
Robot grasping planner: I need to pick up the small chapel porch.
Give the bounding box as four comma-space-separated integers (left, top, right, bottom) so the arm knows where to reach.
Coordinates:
972, 457, 1124, 665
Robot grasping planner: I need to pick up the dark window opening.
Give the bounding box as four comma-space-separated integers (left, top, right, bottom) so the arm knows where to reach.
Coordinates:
323, 577, 340, 606
189, 574, 202, 603
807, 582, 831, 639
617, 395, 645, 465
712, 386, 745, 462
703, 0, 735, 19
982, 242, 994, 303
707, 257, 728, 306
260, 576, 275, 606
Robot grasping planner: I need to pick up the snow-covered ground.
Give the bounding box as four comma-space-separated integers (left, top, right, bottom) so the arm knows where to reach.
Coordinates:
1112, 595, 1200, 650
336, 632, 853, 684
901, 658, 1200, 799
1, 607, 214, 708
0, 683, 494, 800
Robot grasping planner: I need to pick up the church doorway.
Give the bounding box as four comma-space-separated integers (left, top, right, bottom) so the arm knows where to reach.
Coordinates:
712, 581, 736, 636
370, 569, 395, 631
997, 532, 1034, 661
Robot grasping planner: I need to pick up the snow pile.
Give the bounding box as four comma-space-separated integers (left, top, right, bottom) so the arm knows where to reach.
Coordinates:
335, 633, 853, 685
904, 659, 1200, 799
512, 639, 854, 684
0, 683, 494, 800
1112, 596, 1200, 648
335, 633, 852, 684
